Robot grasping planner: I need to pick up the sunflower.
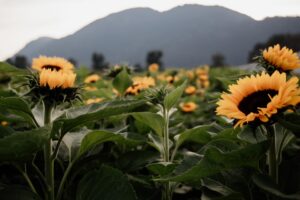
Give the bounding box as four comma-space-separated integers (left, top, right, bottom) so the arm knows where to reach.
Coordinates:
84, 86, 98, 91
126, 76, 155, 95
263, 44, 300, 71
180, 102, 197, 113
39, 69, 76, 89
1, 121, 8, 126
148, 63, 159, 73
185, 86, 196, 95
32, 56, 76, 90
32, 56, 74, 72
166, 75, 179, 84
216, 71, 300, 128
84, 74, 101, 84
86, 98, 104, 105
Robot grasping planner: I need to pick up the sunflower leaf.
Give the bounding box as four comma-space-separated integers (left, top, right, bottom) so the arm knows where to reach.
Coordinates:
158, 141, 269, 183
53, 99, 145, 138
164, 81, 186, 110
0, 97, 38, 127
131, 112, 164, 136
112, 68, 132, 95
276, 113, 300, 137
76, 165, 137, 200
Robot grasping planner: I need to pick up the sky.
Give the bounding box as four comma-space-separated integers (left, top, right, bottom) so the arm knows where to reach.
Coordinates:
1, 0, 300, 60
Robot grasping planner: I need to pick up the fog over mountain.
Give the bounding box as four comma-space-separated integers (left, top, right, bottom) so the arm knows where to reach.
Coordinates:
15, 4, 300, 67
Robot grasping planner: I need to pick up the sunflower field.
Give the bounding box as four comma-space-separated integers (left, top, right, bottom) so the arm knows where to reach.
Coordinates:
0, 44, 299, 200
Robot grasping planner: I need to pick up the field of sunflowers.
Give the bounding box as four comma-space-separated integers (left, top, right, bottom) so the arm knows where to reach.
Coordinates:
0, 44, 299, 200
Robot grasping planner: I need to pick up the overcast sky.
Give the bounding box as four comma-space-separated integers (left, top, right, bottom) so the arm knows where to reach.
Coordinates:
1, 0, 300, 60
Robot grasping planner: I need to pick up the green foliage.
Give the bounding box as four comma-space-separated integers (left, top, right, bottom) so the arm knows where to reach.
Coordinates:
164, 81, 186, 110
160, 141, 269, 183
0, 186, 41, 200
112, 68, 133, 95
0, 97, 38, 127
0, 127, 48, 161
78, 130, 140, 157
76, 165, 137, 200
53, 99, 145, 137
132, 112, 164, 136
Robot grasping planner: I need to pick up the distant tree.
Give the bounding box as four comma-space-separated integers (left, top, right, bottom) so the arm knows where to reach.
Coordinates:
248, 33, 300, 62
134, 63, 144, 72
92, 52, 109, 71
211, 53, 226, 67
146, 50, 164, 71
68, 57, 77, 67
6, 55, 28, 68
5, 58, 14, 66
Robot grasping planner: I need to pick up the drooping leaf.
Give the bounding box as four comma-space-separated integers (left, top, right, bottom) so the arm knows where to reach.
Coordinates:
0, 127, 49, 161
175, 125, 212, 148
76, 165, 137, 200
238, 126, 267, 144
117, 150, 159, 172
202, 178, 243, 199
78, 130, 139, 157
132, 112, 164, 136
164, 81, 186, 110
112, 68, 133, 95
160, 141, 270, 183
55, 99, 145, 136
276, 113, 300, 136
0, 185, 41, 200
252, 174, 300, 199
147, 162, 177, 177
0, 97, 37, 127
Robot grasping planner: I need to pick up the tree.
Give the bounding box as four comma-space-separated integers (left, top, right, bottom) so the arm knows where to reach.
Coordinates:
211, 53, 226, 67
146, 50, 164, 71
92, 52, 109, 71
6, 55, 28, 68
68, 58, 77, 67
134, 63, 144, 72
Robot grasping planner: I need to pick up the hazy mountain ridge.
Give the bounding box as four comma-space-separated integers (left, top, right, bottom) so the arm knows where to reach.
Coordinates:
15, 4, 300, 67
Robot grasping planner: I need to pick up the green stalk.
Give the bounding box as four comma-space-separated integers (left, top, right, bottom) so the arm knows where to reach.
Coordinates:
266, 125, 278, 184
43, 102, 54, 200
14, 164, 38, 195
56, 159, 76, 200
162, 108, 171, 200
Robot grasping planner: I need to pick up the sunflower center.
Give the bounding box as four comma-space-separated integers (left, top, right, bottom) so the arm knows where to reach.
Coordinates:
238, 90, 278, 115
42, 65, 62, 71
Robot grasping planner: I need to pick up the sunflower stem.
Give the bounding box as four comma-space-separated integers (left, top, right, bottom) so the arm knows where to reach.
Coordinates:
162, 107, 172, 200
43, 102, 54, 200
266, 125, 278, 184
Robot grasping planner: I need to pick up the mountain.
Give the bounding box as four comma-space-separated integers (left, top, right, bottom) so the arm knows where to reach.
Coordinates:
14, 4, 300, 67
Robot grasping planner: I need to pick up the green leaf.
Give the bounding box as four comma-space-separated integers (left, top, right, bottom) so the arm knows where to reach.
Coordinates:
76, 165, 137, 200
0, 127, 48, 161
78, 130, 139, 157
147, 162, 177, 176
0, 62, 26, 75
238, 126, 267, 144
0, 97, 37, 127
160, 141, 269, 183
175, 125, 212, 148
132, 112, 164, 136
112, 68, 133, 95
276, 113, 300, 136
56, 99, 145, 136
252, 174, 300, 199
164, 81, 186, 110
117, 150, 159, 172
201, 178, 243, 198
0, 186, 41, 200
